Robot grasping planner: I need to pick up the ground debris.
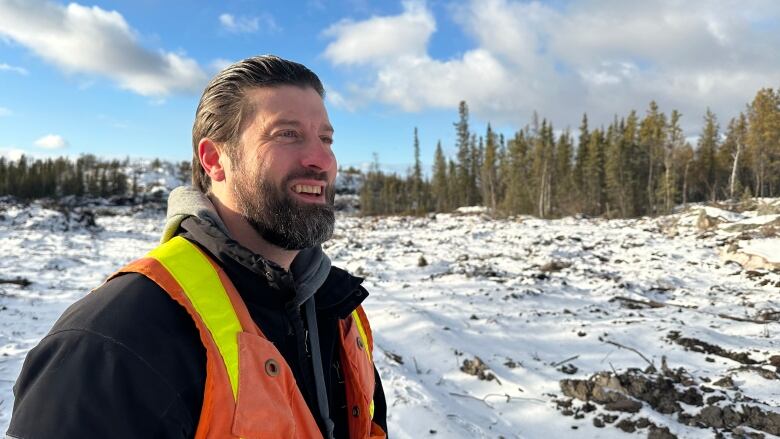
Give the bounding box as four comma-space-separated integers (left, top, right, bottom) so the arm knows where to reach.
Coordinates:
384, 350, 404, 365
460, 356, 499, 383
0, 277, 32, 288
539, 260, 572, 273
557, 363, 780, 437
667, 331, 758, 364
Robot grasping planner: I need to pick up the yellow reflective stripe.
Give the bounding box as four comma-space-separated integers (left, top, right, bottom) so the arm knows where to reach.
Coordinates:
351, 309, 375, 418
148, 236, 243, 400
351, 310, 371, 362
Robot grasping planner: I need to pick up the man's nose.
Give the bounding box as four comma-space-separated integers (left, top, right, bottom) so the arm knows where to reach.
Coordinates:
301, 137, 335, 172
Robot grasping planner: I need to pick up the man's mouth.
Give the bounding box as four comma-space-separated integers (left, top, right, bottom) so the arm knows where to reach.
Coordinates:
292, 184, 322, 195
291, 183, 325, 201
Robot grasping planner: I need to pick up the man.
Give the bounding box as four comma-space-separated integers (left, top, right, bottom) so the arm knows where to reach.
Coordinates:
7, 55, 387, 439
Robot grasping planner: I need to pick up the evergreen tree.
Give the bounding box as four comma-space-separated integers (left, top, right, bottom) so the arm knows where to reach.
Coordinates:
675, 142, 695, 205
606, 117, 630, 217
639, 101, 666, 214
447, 159, 458, 210
584, 128, 606, 215
695, 108, 720, 202
431, 141, 449, 212
411, 127, 424, 214
502, 129, 531, 215
359, 154, 382, 215
746, 88, 780, 197
481, 124, 498, 212
454, 101, 471, 207
719, 113, 748, 200
660, 110, 683, 212
554, 130, 574, 214
468, 133, 481, 205
573, 113, 590, 200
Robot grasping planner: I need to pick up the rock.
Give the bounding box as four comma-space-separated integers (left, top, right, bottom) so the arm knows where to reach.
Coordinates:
460, 356, 497, 382
604, 399, 642, 413
540, 260, 572, 272
615, 418, 636, 433
697, 406, 724, 428
648, 426, 678, 439
713, 376, 735, 388
417, 255, 428, 267
697, 210, 722, 231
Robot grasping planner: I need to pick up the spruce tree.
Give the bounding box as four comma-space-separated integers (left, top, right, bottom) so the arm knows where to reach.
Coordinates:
605, 117, 630, 217
639, 101, 666, 214
574, 113, 590, 200
411, 127, 424, 214
454, 101, 471, 207
661, 109, 683, 212
431, 141, 449, 212
554, 130, 573, 214
695, 108, 719, 202
746, 88, 780, 197
481, 124, 498, 212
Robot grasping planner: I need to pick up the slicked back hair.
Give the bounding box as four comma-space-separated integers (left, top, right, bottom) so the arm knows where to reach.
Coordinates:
191, 55, 325, 193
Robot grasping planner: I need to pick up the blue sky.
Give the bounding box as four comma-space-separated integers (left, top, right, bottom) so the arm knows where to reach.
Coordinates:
0, 0, 779, 173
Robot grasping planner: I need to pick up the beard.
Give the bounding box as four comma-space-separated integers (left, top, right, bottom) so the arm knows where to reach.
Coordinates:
232, 165, 335, 251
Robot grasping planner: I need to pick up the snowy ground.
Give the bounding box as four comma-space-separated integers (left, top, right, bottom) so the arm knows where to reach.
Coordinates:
0, 201, 778, 438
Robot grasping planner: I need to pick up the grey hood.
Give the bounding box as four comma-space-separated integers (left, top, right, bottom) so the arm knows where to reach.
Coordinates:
162, 186, 331, 305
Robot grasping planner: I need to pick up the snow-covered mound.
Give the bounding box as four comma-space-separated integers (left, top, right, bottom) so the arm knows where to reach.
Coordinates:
0, 201, 778, 438
671, 200, 780, 272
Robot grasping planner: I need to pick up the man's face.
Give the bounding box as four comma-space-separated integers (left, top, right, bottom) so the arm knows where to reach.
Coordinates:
228, 85, 337, 250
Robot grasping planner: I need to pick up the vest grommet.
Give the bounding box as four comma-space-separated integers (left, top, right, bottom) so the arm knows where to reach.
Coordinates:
265, 359, 280, 377
352, 406, 360, 417
356, 337, 364, 350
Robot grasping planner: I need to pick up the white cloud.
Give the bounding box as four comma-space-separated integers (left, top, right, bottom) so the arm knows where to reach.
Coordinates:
219, 12, 280, 34
323, 0, 780, 134
0, 0, 208, 97
0, 107, 11, 117
0, 62, 28, 75
34, 134, 68, 149
323, 1, 435, 65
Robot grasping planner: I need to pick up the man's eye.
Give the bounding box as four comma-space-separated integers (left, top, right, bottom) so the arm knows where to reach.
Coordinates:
280, 130, 298, 138
321, 136, 334, 145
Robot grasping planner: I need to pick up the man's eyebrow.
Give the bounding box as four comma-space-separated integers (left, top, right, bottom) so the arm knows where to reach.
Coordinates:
266, 119, 334, 133
267, 119, 303, 128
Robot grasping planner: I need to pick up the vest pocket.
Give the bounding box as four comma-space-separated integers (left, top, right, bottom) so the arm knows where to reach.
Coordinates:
340, 318, 375, 409
232, 331, 297, 438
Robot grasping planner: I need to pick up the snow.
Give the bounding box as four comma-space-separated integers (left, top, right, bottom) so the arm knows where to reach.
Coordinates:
1, 201, 779, 438
741, 238, 780, 264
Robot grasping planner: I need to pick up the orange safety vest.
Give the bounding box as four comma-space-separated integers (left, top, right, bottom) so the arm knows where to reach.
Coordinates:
111, 236, 387, 439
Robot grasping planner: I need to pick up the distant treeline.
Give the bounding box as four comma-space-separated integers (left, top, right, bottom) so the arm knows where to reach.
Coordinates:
0, 155, 129, 199
0, 155, 189, 200
361, 88, 780, 218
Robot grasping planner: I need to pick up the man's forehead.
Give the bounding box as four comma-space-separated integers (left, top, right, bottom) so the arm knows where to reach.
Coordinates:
244, 86, 331, 128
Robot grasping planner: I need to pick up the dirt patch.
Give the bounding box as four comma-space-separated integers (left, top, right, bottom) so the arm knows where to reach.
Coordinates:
540, 260, 572, 272
557, 364, 780, 437
667, 331, 758, 364
460, 356, 498, 383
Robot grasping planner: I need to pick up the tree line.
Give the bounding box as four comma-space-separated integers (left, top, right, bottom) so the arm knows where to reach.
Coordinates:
0, 155, 132, 199
360, 88, 780, 218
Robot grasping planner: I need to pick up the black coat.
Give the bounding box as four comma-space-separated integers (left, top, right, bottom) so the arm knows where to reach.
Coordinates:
7, 217, 387, 439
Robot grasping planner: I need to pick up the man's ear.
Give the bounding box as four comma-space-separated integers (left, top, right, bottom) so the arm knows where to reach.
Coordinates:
198, 138, 226, 182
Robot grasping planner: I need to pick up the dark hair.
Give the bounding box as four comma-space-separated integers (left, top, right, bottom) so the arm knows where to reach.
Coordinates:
191, 55, 325, 192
